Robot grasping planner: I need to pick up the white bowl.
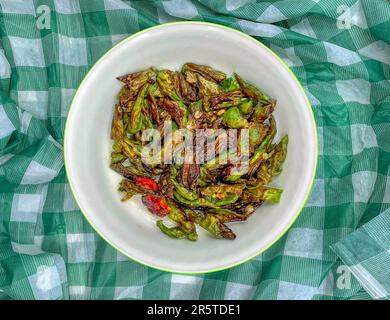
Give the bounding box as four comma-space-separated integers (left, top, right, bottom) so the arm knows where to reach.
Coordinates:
64, 22, 317, 273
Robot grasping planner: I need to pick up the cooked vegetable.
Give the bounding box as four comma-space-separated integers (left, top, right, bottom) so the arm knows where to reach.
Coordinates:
110, 63, 288, 241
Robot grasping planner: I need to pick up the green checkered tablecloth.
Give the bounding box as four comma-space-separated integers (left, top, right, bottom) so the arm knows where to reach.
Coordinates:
0, 0, 389, 300
331, 208, 390, 299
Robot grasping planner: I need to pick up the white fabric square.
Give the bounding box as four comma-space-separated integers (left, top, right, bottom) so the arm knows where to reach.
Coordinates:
69, 286, 91, 299
270, 45, 303, 67
11, 193, 42, 222
58, 35, 87, 66
28, 265, 62, 300
277, 281, 317, 300
157, 8, 179, 24
290, 18, 316, 38
0, 105, 15, 139
324, 42, 361, 66
53, 0, 81, 14
114, 286, 143, 300
60, 88, 76, 117
351, 124, 377, 155
9, 37, 45, 67
352, 171, 377, 203
17, 91, 48, 120
224, 282, 256, 299
383, 178, 390, 203
104, 0, 133, 10
162, 0, 199, 19
226, 0, 256, 11
358, 41, 390, 65
336, 79, 371, 104
21, 161, 57, 185
284, 228, 323, 259
67, 233, 96, 263
170, 275, 203, 299
0, 0, 35, 14
238, 20, 283, 38
305, 179, 325, 207
256, 5, 287, 23
0, 49, 11, 78
63, 184, 79, 212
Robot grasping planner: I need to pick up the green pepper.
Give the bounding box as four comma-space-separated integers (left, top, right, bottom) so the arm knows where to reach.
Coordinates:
206, 207, 236, 215
172, 180, 199, 201
197, 178, 208, 187
199, 214, 236, 240
110, 153, 126, 164
255, 135, 288, 183
269, 135, 288, 176
223, 107, 248, 129
234, 73, 271, 103
249, 123, 268, 151
173, 192, 218, 208
220, 76, 240, 92
246, 185, 283, 203
203, 150, 232, 170
206, 209, 250, 223
148, 82, 163, 98
246, 134, 273, 177
189, 99, 203, 114
238, 99, 254, 114
156, 220, 186, 239
182, 63, 226, 83
200, 183, 245, 198
196, 74, 222, 97
251, 101, 276, 123
211, 194, 239, 206
164, 200, 198, 241
156, 70, 176, 98
128, 84, 149, 134
111, 105, 124, 140
223, 165, 247, 182
117, 68, 154, 96
111, 65, 286, 243
112, 140, 122, 153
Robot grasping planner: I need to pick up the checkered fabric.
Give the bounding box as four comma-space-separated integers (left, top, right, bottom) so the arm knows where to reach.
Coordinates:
331, 208, 390, 300
0, 0, 389, 300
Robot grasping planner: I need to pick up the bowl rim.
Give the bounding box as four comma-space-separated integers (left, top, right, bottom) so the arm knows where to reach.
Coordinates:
64, 21, 318, 274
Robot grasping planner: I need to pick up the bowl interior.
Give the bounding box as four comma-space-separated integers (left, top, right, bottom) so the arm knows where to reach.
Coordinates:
65, 23, 317, 273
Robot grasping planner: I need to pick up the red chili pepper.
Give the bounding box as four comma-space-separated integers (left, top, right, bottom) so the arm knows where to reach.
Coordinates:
142, 195, 171, 217
134, 177, 159, 191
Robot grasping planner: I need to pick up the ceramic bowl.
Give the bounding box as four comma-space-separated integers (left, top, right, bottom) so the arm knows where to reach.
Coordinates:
64, 22, 317, 273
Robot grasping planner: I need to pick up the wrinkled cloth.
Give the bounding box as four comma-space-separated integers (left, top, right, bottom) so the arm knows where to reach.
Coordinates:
332, 208, 390, 300
0, 0, 389, 300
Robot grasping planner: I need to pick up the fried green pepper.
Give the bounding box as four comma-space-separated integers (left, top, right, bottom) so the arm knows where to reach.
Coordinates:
234, 73, 271, 103
220, 76, 240, 92
111, 153, 126, 164
117, 68, 154, 98
255, 134, 288, 184
182, 63, 226, 83
128, 84, 149, 134
238, 99, 254, 115
199, 214, 236, 240
246, 185, 283, 203
172, 179, 199, 201
111, 64, 287, 242
156, 220, 187, 239
223, 107, 248, 129
196, 74, 222, 97
111, 104, 125, 140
